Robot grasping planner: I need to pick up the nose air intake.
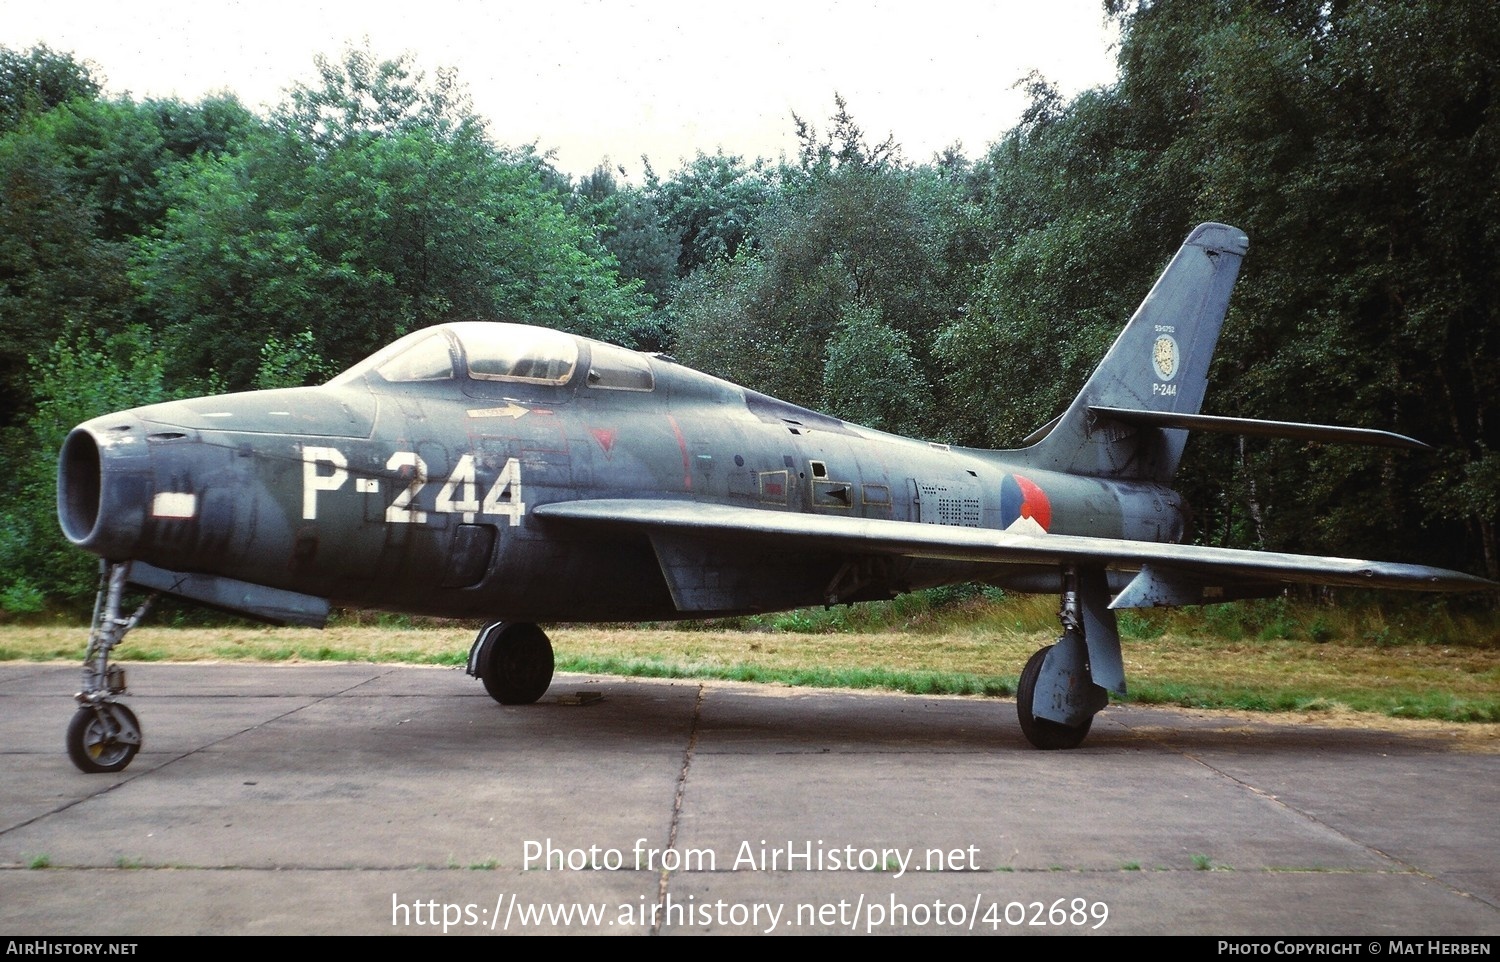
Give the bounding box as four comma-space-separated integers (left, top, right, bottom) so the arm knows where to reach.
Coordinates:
58, 423, 155, 561
58, 428, 105, 546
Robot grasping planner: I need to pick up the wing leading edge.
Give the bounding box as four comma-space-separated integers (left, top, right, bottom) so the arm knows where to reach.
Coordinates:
534, 499, 1496, 608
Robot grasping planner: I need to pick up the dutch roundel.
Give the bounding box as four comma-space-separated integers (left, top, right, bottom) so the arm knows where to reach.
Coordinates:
999, 473, 1052, 532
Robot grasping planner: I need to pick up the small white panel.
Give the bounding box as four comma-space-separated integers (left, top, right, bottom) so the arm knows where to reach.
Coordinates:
1004, 515, 1047, 536
151, 492, 197, 519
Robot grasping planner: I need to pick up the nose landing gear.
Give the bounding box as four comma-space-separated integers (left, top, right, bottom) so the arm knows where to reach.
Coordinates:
68, 562, 155, 774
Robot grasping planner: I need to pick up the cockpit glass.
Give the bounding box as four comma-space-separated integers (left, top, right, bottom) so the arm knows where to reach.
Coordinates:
375, 332, 455, 382
453, 323, 578, 385
326, 328, 454, 386
587, 341, 655, 391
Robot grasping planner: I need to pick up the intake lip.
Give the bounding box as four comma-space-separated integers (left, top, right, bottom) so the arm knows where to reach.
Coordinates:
58, 427, 104, 546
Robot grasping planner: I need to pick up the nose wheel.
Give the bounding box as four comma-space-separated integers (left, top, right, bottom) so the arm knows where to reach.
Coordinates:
67, 703, 141, 773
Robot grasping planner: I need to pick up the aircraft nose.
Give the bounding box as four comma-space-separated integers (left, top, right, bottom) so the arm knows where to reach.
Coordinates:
57, 415, 157, 559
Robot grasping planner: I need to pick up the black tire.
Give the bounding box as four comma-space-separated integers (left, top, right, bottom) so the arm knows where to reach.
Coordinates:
1016, 645, 1092, 750
66, 705, 140, 773
479, 623, 554, 705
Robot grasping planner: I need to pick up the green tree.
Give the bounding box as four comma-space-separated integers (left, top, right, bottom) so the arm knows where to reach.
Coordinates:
669, 100, 965, 435
0, 44, 100, 135
0, 114, 133, 429
788, 92, 898, 176
138, 49, 652, 387
950, 0, 1499, 577
571, 163, 679, 315
0, 93, 260, 424
254, 329, 333, 389
649, 151, 773, 273
822, 303, 930, 433
278, 43, 476, 147
665, 251, 773, 389
149, 94, 259, 163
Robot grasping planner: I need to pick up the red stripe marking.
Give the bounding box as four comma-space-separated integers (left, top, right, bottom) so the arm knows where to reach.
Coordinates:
667, 415, 692, 490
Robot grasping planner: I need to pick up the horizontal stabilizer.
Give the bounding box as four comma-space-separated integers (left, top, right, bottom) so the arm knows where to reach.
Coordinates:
1090, 406, 1428, 450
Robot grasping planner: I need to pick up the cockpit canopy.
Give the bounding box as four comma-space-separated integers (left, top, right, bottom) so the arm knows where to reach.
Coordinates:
330, 322, 653, 392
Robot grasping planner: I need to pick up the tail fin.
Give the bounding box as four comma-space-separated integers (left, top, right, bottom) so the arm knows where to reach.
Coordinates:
1020, 222, 1249, 483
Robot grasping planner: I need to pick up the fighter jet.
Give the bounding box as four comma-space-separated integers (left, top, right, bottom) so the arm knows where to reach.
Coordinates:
55, 223, 1494, 772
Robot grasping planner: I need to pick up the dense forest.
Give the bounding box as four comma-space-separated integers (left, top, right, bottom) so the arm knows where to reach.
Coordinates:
1, 0, 1496, 613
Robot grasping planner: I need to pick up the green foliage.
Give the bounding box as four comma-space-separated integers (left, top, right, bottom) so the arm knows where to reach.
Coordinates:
150, 95, 258, 161
822, 303, 930, 434
0, 117, 133, 426
722, 584, 1012, 635
933, 0, 1500, 578
649, 150, 772, 273
138, 51, 653, 387
1117, 610, 1166, 641
483, 157, 656, 348
0, 44, 100, 135
0, 91, 260, 433
789, 92, 900, 175
255, 329, 334, 389
571, 165, 680, 317
664, 251, 771, 385
668, 100, 970, 430
13, 94, 258, 244
276, 43, 477, 147
0, 578, 46, 616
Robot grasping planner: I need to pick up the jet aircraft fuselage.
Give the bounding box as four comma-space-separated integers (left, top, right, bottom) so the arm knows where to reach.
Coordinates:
60, 322, 1185, 625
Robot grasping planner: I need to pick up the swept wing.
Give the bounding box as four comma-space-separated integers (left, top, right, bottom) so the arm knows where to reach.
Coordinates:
535, 499, 1494, 606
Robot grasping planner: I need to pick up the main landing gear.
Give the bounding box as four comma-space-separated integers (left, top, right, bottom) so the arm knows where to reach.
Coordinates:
467, 621, 555, 705
68, 563, 155, 773
1014, 566, 1123, 750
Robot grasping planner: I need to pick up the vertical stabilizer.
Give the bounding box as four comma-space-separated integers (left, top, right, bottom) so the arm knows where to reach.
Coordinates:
1022, 223, 1249, 482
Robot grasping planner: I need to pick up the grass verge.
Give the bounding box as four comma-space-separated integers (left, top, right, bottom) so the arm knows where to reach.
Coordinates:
3, 592, 1497, 726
